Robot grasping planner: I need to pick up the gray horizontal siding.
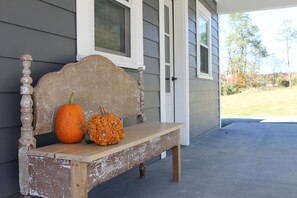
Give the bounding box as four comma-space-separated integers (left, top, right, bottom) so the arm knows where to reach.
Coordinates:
189, 43, 197, 57
212, 54, 219, 68
144, 107, 160, 122
189, 31, 197, 45
144, 56, 160, 75
0, 161, 19, 198
189, 0, 220, 140
142, 0, 161, 126
0, 0, 76, 196
189, 54, 197, 69
190, 79, 219, 91
189, 0, 196, 9
0, 93, 21, 128
0, 0, 75, 38
144, 92, 160, 109
0, 57, 63, 92
144, 74, 160, 91
0, 22, 76, 64
123, 0, 161, 126
189, 20, 196, 33
190, 114, 219, 139
190, 90, 219, 103
0, 127, 20, 164
143, 2, 159, 26
144, 38, 160, 59
144, 0, 158, 10
143, 21, 159, 43
41, 0, 76, 12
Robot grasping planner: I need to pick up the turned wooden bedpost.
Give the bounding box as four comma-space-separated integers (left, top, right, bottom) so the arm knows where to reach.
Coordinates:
19, 54, 36, 196
137, 67, 147, 177
137, 67, 145, 124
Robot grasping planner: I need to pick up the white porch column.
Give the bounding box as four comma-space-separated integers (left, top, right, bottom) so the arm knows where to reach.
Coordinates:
174, 0, 190, 145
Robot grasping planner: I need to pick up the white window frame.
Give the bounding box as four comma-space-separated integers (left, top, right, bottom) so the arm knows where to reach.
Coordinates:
76, 0, 144, 69
196, 1, 212, 79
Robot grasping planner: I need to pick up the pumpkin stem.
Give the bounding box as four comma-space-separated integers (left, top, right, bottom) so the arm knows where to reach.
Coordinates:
69, 92, 75, 104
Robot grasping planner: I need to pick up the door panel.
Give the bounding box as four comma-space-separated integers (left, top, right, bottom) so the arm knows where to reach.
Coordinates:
164, 0, 174, 122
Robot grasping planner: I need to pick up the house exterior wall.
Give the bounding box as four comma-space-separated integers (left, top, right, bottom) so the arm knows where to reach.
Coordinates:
0, 1, 76, 197
188, 0, 220, 141
139, 0, 161, 123
0, 0, 218, 196
0, 0, 160, 196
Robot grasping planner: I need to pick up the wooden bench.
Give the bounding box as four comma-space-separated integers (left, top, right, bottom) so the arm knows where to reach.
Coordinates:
18, 54, 184, 197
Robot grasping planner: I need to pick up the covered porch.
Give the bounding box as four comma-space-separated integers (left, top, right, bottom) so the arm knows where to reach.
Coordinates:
89, 122, 297, 197
216, 0, 297, 13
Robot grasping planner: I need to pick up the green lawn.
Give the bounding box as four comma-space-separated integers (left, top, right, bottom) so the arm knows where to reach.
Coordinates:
221, 87, 297, 118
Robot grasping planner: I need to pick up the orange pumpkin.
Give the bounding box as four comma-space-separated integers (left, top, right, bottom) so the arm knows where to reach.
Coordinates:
55, 92, 86, 143
86, 106, 124, 146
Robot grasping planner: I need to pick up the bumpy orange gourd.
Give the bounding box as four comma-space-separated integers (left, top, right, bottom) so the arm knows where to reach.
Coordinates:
87, 106, 124, 146
55, 92, 86, 143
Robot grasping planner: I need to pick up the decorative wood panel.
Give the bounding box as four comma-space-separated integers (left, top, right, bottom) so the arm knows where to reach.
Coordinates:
33, 55, 141, 135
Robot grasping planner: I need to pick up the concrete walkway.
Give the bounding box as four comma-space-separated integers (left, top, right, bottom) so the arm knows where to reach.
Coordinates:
89, 123, 297, 198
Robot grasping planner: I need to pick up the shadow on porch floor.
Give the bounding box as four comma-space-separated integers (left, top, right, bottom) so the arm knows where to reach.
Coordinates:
90, 122, 297, 198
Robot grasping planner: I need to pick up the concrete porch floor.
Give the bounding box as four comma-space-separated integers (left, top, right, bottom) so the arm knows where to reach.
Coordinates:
89, 123, 297, 198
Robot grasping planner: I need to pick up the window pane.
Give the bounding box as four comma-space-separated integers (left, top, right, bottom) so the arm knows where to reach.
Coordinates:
199, 16, 207, 46
200, 45, 209, 74
95, 0, 130, 56
165, 65, 170, 93
165, 35, 170, 63
164, 5, 169, 34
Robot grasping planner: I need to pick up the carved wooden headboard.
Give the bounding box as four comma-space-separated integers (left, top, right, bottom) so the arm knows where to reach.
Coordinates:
20, 54, 144, 136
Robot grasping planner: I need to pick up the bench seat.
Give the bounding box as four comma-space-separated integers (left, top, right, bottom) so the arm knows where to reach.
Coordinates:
27, 122, 184, 198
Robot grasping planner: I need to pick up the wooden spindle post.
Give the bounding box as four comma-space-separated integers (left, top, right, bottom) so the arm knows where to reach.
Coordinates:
19, 54, 36, 196
137, 67, 147, 177
137, 67, 145, 124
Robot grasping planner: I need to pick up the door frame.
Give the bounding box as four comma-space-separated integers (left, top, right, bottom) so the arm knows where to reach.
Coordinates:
159, 0, 190, 145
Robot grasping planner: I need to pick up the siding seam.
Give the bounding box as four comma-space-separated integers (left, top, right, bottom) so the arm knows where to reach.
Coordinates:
143, 2, 158, 12
0, 159, 17, 166
0, 125, 20, 131
143, 19, 159, 29
0, 20, 75, 40
0, 55, 68, 65
143, 37, 159, 44
38, 0, 75, 13
144, 54, 160, 60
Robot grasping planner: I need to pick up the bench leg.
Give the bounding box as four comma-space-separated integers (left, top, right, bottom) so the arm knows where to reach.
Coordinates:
172, 129, 181, 182
71, 160, 88, 198
172, 144, 181, 182
139, 163, 146, 178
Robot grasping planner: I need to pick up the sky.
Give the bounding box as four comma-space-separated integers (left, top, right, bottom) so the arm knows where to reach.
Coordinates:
219, 7, 297, 74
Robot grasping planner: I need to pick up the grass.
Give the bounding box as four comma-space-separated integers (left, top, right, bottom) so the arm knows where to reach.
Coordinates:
221, 86, 297, 118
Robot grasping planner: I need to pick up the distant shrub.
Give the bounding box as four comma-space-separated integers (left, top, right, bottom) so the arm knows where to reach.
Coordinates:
291, 77, 297, 86
221, 82, 242, 95
281, 80, 290, 87
276, 76, 290, 87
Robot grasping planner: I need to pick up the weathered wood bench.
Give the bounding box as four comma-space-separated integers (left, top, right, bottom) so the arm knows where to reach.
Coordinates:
19, 54, 184, 197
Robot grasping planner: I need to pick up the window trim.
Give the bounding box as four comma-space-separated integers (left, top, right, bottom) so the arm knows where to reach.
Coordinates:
196, 1, 212, 80
76, 0, 144, 70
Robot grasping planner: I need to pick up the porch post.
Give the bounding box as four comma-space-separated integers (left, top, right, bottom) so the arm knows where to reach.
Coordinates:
19, 54, 36, 195
174, 0, 190, 145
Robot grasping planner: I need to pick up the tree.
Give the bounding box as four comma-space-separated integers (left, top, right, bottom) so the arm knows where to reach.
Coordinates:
266, 54, 283, 85
277, 19, 297, 87
225, 13, 268, 88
